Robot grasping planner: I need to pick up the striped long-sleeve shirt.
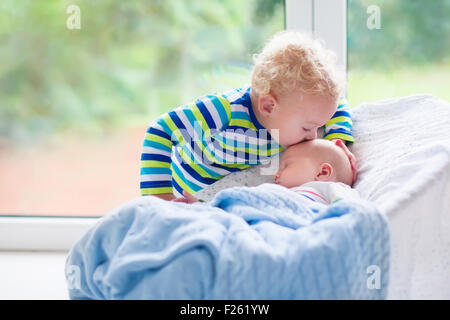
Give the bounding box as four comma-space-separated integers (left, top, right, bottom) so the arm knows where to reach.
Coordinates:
140, 85, 353, 197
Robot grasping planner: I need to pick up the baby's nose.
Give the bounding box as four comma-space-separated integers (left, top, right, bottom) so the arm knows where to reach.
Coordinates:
309, 130, 318, 140
274, 172, 280, 182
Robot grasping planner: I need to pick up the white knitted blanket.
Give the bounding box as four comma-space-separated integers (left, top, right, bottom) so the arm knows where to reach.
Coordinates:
351, 94, 450, 213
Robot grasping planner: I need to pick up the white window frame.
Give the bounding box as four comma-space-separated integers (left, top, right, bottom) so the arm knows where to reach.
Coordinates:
0, 0, 347, 252
286, 0, 347, 73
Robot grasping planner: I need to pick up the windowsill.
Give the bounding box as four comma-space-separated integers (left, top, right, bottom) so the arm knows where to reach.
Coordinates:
0, 216, 98, 251
0, 250, 69, 299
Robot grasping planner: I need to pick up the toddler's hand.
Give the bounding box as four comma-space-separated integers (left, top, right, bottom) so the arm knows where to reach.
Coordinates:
155, 193, 176, 201
171, 190, 200, 204
333, 139, 358, 185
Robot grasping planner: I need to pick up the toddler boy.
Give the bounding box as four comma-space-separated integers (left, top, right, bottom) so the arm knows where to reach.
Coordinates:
140, 31, 356, 201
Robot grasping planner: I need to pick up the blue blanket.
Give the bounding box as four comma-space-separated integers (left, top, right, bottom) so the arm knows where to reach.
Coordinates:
65, 183, 390, 299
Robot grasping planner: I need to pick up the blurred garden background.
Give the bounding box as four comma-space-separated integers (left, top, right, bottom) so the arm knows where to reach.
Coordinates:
0, 0, 448, 216
347, 0, 450, 105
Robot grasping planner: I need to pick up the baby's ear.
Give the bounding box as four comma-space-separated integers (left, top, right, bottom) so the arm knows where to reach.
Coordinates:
315, 163, 333, 181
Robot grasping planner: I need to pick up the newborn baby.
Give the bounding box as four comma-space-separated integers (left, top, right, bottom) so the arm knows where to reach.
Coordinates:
274, 139, 359, 205
174, 139, 359, 205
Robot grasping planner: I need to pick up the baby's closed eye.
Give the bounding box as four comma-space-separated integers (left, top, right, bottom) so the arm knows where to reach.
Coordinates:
281, 160, 292, 169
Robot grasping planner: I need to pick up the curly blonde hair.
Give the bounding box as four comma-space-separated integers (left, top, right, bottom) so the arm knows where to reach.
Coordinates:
251, 30, 345, 102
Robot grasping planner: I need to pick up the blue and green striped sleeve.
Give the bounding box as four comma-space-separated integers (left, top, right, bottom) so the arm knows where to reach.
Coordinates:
323, 97, 354, 143
140, 96, 232, 196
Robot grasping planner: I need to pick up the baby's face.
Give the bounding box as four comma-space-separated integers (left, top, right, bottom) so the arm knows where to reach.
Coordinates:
274, 139, 352, 188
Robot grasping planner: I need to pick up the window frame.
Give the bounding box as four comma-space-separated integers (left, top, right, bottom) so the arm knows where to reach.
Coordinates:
286, 0, 347, 71
0, 0, 347, 251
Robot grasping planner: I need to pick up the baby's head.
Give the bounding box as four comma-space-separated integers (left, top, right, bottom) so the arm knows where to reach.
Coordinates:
250, 30, 345, 148
274, 139, 353, 188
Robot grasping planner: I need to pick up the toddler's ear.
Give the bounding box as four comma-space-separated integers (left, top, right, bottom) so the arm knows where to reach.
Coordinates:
258, 94, 278, 115
315, 163, 333, 181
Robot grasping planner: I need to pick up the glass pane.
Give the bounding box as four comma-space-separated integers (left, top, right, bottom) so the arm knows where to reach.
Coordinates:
0, 0, 285, 216
347, 0, 450, 107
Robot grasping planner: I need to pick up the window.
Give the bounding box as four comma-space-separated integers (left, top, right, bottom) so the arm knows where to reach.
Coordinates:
5, 0, 444, 250
347, 0, 450, 106
0, 0, 285, 218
